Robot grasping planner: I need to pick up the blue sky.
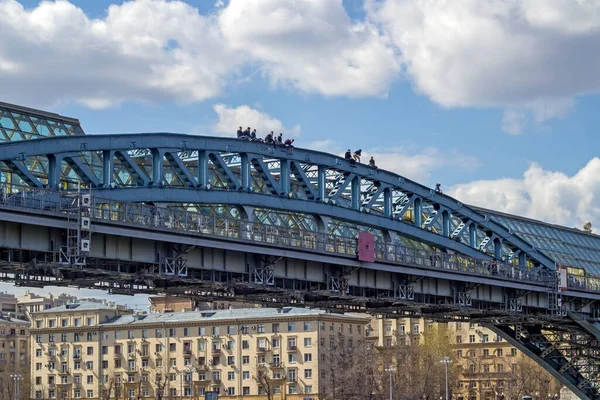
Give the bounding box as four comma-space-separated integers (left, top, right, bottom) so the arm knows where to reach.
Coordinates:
2, 0, 600, 226
2, 0, 600, 305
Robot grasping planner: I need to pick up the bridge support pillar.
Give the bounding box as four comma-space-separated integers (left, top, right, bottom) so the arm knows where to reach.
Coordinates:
240, 153, 251, 191
317, 166, 326, 201
519, 251, 526, 266
280, 160, 290, 196
197, 151, 208, 188
351, 176, 360, 210
102, 150, 114, 187
383, 188, 392, 218
469, 223, 477, 248
151, 148, 164, 186
442, 211, 450, 237
47, 154, 63, 189
414, 197, 422, 227
494, 237, 503, 259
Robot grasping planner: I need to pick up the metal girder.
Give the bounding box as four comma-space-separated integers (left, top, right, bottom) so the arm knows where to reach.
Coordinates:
0, 133, 556, 268
488, 323, 600, 400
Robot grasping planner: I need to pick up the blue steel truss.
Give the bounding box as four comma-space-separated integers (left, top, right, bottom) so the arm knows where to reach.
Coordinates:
0, 133, 555, 270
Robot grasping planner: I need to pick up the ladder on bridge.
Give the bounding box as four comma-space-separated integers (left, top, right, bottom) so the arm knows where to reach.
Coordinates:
58, 189, 92, 267
546, 269, 563, 316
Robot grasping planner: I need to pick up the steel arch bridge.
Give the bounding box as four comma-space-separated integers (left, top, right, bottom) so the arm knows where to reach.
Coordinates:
0, 133, 554, 270
2, 102, 600, 399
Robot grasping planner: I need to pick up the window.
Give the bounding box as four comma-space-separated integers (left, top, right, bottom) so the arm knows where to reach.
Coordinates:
211, 327, 219, 335
288, 322, 296, 332
497, 363, 504, 373
74, 318, 81, 327
169, 328, 176, 337
227, 326, 235, 335
330, 323, 334, 332
242, 356, 249, 364
86, 361, 93, 370
482, 334, 489, 343
115, 331, 121, 339
483, 364, 490, 373
305, 385, 313, 393
198, 327, 206, 336
304, 337, 312, 347
87, 375, 94, 384
305, 369, 312, 378
483, 349, 489, 357
156, 329, 163, 338
412, 324, 419, 334
183, 327, 189, 337
36, 320, 42, 328
87, 347, 93, 356
303, 322, 312, 331
272, 338, 280, 348
385, 324, 392, 333
87, 317, 94, 326
241, 325, 249, 334
257, 324, 265, 333
456, 336, 462, 344
288, 353, 296, 363
497, 349, 504, 357
49, 320, 55, 328
470, 364, 476, 373
227, 388, 235, 396
469, 335, 476, 343
457, 350, 462, 357
511, 348, 517, 357
272, 323, 279, 333
49, 334, 55, 343
227, 356, 235, 365
74, 390, 80, 398
228, 371, 235, 381
169, 343, 176, 352
142, 330, 148, 339
304, 353, 312, 362
289, 385, 297, 394
242, 340, 249, 349
243, 387, 250, 395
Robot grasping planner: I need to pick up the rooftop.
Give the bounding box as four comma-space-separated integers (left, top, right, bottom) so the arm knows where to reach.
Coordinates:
33, 301, 118, 314
36, 303, 367, 325
0, 315, 29, 325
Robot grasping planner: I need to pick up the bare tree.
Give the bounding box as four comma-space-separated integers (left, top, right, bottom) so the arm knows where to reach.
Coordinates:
153, 373, 168, 400
101, 370, 123, 400
254, 361, 274, 400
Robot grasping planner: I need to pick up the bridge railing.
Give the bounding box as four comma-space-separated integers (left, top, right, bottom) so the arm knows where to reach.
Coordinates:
0, 183, 599, 293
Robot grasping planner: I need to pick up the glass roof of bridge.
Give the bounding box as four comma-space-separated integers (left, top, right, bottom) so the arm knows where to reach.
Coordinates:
476, 207, 600, 275
0, 101, 84, 142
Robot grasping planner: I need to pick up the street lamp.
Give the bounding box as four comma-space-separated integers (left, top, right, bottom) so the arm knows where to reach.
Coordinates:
385, 365, 396, 400
10, 374, 23, 400
440, 357, 452, 400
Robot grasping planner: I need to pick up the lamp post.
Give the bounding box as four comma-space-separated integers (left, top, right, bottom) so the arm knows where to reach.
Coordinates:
385, 365, 396, 400
10, 374, 23, 400
175, 364, 196, 400
440, 357, 452, 400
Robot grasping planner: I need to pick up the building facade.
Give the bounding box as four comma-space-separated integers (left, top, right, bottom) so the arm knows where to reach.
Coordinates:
30, 302, 367, 400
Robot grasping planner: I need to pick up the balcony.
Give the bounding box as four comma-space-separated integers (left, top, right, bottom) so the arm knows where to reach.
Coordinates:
287, 377, 298, 383
270, 362, 284, 368
113, 353, 122, 359
183, 349, 192, 355
72, 354, 81, 360
58, 369, 70, 375
127, 353, 136, 359
211, 379, 221, 385
141, 353, 150, 358
287, 345, 297, 351
211, 348, 221, 355
257, 347, 267, 353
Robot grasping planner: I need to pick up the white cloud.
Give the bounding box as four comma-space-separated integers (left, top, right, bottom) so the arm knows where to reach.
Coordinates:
219, 0, 401, 97
363, 147, 478, 182
502, 110, 528, 135
213, 104, 301, 138
306, 141, 478, 183
448, 158, 600, 227
0, 0, 238, 108
366, 0, 600, 129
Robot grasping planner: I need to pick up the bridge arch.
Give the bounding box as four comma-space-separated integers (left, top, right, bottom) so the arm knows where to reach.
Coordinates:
0, 133, 554, 268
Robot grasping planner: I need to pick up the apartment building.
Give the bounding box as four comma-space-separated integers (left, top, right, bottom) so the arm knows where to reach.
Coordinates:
17, 291, 76, 318
30, 302, 367, 400
366, 316, 563, 400
0, 313, 30, 374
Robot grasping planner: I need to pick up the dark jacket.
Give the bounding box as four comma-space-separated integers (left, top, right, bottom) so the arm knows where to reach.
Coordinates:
345, 151, 352, 159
